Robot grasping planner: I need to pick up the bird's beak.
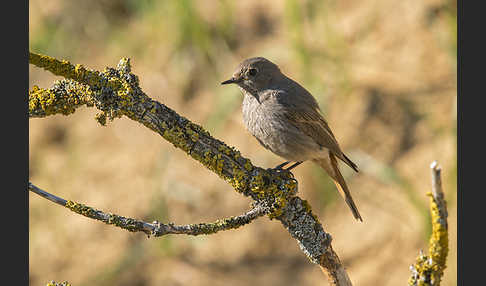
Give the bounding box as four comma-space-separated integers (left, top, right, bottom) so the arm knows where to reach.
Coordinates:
221, 78, 237, 85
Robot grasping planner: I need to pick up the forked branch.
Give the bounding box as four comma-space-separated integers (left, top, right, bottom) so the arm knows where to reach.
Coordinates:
29, 51, 352, 285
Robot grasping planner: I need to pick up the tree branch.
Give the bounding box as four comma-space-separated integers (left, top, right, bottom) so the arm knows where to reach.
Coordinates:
29, 80, 94, 118
29, 51, 352, 285
29, 182, 268, 237
408, 161, 449, 285
46, 281, 71, 286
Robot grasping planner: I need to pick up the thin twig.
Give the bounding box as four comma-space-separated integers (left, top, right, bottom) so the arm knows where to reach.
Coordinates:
29, 182, 268, 237
29, 182, 67, 206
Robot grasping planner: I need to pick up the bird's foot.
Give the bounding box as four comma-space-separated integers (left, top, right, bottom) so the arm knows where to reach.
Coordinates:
271, 161, 303, 173
286, 161, 303, 171
273, 161, 291, 171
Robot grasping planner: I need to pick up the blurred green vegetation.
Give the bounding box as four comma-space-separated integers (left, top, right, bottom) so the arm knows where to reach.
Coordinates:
29, 0, 457, 285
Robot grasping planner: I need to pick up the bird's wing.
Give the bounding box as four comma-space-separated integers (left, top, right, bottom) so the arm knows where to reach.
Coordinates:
277, 89, 359, 172
284, 105, 341, 152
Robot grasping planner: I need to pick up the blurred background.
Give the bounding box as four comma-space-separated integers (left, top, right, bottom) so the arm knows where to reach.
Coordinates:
29, 0, 457, 285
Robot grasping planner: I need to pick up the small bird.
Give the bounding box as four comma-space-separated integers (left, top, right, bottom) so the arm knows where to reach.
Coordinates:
221, 57, 362, 221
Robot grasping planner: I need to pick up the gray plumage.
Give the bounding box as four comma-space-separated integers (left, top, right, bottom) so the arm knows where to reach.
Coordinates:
221, 57, 362, 221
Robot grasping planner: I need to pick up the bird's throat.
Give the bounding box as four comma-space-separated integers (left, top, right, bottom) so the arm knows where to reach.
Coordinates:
239, 86, 261, 104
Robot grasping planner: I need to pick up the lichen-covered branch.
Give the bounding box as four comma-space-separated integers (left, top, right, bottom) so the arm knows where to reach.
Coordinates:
29, 51, 352, 285
409, 161, 449, 286
29, 80, 94, 118
29, 182, 268, 237
46, 281, 71, 286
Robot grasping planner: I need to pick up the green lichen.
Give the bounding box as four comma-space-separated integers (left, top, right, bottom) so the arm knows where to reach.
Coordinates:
95, 112, 107, 126
218, 144, 232, 155
46, 281, 71, 286
245, 170, 297, 219
186, 121, 211, 137
302, 199, 312, 212
268, 197, 286, 219
215, 154, 224, 173
65, 201, 143, 233
250, 173, 265, 194
301, 199, 320, 222
158, 121, 228, 179
185, 211, 258, 235
162, 124, 192, 153
185, 125, 199, 142
65, 201, 98, 218
229, 162, 249, 193
107, 213, 141, 232
243, 159, 253, 171
150, 105, 158, 114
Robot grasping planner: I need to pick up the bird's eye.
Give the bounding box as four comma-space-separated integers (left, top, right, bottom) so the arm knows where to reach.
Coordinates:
248, 68, 258, 77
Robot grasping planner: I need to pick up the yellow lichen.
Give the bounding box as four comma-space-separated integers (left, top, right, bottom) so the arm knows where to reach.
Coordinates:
185, 125, 200, 142
65, 200, 97, 218
29, 83, 90, 117
426, 192, 448, 283
46, 281, 71, 286
244, 159, 253, 171
30, 52, 101, 87
408, 192, 448, 285
218, 145, 232, 156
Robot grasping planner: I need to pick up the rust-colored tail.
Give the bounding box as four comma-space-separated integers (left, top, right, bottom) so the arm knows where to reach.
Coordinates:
314, 153, 363, 222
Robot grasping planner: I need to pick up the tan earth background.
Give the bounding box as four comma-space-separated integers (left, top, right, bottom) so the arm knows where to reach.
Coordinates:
29, 0, 457, 285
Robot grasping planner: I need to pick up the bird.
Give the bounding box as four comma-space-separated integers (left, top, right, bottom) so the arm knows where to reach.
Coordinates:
221, 57, 362, 221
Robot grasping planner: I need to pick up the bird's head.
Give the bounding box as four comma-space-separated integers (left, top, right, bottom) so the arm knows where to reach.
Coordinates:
221, 57, 282, 95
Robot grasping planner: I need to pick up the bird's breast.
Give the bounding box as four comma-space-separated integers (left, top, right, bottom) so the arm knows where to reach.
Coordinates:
241, 93, 277, 136
241, 93, 321, 162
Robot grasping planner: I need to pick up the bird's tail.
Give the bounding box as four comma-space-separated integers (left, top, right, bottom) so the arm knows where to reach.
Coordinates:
314, 154, 363, 222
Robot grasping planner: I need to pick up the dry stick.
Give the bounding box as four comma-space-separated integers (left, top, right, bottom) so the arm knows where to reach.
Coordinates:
430, 162, 448, 229
408, 161, 449, 286
29, 182, 268, 237
29, 52, 353, 285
